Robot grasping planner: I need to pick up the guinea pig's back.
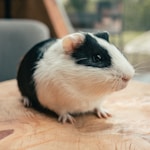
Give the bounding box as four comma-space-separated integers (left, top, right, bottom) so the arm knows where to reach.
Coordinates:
17, 38, 56, 108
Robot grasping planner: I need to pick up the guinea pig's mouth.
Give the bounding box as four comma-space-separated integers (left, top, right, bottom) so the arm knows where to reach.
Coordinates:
121, 76, 131, 82
112, 75, 131, 91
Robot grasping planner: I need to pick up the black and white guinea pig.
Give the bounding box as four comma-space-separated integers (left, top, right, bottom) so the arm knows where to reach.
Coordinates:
17, 32, 134, 123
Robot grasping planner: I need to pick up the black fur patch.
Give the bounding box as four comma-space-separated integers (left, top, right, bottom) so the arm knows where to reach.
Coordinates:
94, 32, 109, 42
17, 39, 56, 111
71, 34, 111, 68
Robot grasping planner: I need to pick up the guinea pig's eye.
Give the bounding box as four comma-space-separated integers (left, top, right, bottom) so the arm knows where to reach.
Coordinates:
92, 54, 102, 63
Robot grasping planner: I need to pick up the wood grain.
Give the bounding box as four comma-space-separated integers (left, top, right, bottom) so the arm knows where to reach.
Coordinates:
0, 80, 150, 150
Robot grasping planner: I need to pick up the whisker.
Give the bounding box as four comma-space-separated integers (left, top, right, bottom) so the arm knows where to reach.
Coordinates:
135, 67, 150, 74
75, 58, 88, 63
116, 79, 120, 90
132, 60, 149, 66
112, 81, 115, 90
133, 61, 150, 70
132, 62, 150, 74
112, 79, 118, 91
134, 65, 150, 70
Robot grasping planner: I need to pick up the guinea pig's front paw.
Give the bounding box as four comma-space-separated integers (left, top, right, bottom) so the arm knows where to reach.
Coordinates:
58, 113, 76, 124
94, 107, 112, 119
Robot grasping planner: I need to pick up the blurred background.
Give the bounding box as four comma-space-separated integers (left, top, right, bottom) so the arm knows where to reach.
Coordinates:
0, 0, 150, 82
63, 0, 150, 83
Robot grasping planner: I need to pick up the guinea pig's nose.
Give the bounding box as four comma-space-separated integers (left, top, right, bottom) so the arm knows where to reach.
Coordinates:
121, 76, 130, 82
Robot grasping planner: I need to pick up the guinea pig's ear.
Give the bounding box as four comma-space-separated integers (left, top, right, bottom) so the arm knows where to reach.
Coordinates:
94, 31, 109, 42
62, 33, 85, 54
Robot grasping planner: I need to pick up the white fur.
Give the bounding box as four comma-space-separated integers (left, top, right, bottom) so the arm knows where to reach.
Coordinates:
33, 32, 135, 120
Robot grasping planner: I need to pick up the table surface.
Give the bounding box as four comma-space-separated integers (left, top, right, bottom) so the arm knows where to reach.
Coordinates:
0, 80, 150, 150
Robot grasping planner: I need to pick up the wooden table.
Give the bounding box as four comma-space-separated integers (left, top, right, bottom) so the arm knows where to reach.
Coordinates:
0, 80, 150, 150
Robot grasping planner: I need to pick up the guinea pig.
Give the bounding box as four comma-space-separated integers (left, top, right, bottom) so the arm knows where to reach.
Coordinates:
17, 32, 135, 124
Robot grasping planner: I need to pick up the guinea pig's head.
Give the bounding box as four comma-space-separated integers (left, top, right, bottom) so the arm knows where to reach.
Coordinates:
62, 32, 135, 93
